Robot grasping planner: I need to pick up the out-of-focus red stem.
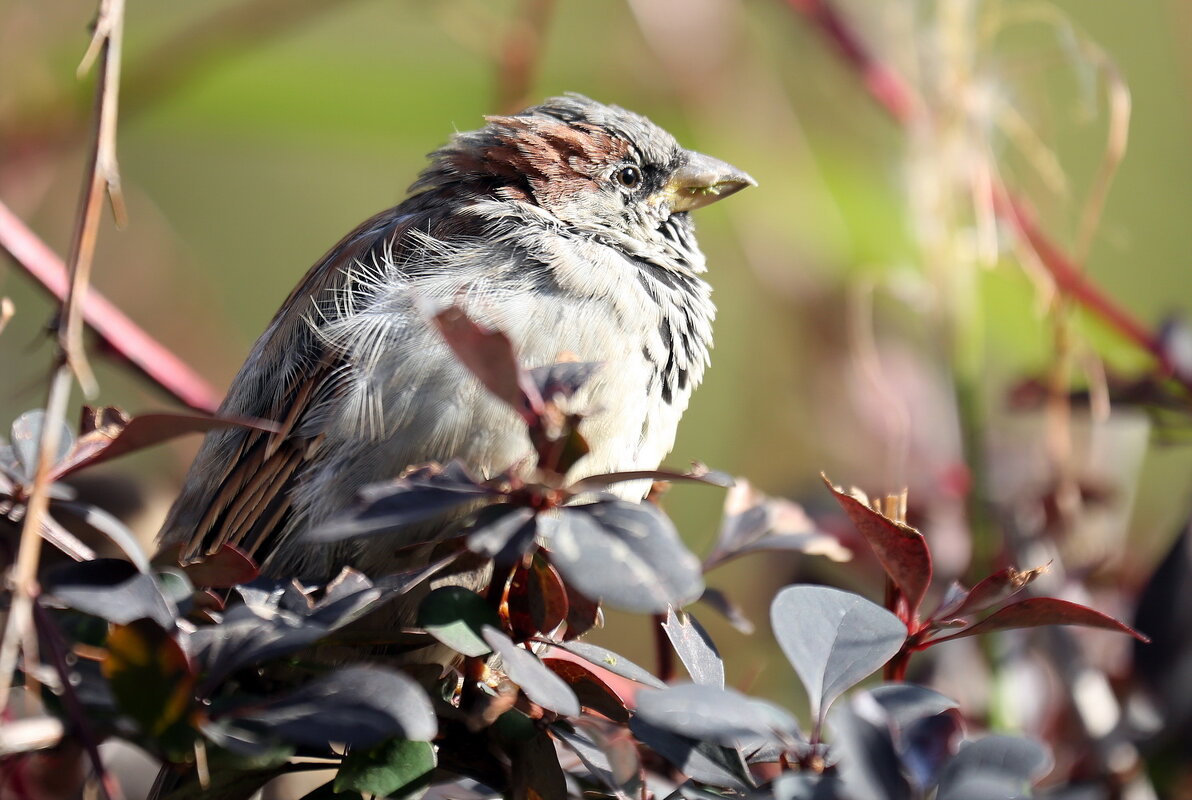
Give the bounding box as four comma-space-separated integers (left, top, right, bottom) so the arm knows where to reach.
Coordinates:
781, 0, 917, 123
782, 0, 1191, 394
992, 187, 1188, 390
0, 199, 220, 412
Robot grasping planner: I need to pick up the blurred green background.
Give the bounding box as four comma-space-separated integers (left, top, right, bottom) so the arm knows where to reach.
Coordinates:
2, 0, 1191, 701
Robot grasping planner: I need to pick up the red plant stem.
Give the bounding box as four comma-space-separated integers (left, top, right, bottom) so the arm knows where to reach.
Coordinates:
992, 187, 1187, 389
781, 0, 1191, 396
781, 0, 917, 123
0, 199, 220, 412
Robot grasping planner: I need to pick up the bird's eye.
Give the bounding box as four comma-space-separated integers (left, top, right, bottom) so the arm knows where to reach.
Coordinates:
615, 165, 642, 189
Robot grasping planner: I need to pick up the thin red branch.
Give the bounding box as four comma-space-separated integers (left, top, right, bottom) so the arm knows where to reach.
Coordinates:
0, 199, 220, 412
781, 0, 917, 123
781, 0, 1191, 396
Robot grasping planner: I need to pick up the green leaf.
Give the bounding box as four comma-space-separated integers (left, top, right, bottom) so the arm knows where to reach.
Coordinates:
334, 739, 436, 799
416, 586, 502, 657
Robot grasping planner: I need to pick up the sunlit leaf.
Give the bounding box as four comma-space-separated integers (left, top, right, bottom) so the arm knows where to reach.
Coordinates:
771, 585, 906, 723
544, 500, 703, 613
635, 683, 800, 748
662, 608, 724, 688
483, 627, 579, 716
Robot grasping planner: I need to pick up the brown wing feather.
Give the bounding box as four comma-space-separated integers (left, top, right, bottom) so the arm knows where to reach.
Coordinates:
167, 207, 418, 569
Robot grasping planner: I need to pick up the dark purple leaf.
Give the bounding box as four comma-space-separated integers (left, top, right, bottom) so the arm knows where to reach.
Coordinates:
829, 702, 908, 800
466, 504, 538, 563
43, 559, 176, 628
634, 683, 800, 748
216, 665, 435, 748
417, 586, 503, 657
930, 597, 1149, 644
698, 587, 754, 635
825, 476, 932, 618
629, 716, 753, 791
933, 735, 1052, 798
543, 500, 704, 613
867, 684, 958, 733
189, 604, 325, 690
707, 480, 850, 569
550, 640, 665, 689
509, 730, 566, 800
311, 461, 493, 542
771, 585, 906, 723
433, 305, 542, 420
1132, 521, 1192, 729
482, 627, 580, 716
662, 609, 724, 688
902, 713, 964, 790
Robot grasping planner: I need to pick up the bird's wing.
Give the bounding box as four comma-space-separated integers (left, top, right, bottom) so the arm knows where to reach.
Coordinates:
158, 208, 419, 567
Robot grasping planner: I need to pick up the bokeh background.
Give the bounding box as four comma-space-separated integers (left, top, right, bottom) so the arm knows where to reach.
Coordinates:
2, 0, 1192, 785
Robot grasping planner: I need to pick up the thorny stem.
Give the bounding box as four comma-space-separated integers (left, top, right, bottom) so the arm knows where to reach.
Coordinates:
0, 0, 126, 712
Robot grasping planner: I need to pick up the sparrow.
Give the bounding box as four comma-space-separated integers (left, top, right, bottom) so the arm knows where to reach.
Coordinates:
158, 94, 754, 585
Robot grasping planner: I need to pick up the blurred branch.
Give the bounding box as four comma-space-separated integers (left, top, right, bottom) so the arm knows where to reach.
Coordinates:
781, 0, 1192, 398
779, 0, 918, 123
0, 200, 220, 412
494, 0, 557, 114
0, 0, 125, 714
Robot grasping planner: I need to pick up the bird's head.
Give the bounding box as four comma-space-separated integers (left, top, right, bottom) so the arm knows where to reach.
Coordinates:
414, 95, 755, 272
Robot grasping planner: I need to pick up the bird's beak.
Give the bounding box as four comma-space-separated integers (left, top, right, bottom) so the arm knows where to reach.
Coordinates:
664, 151, 756, 213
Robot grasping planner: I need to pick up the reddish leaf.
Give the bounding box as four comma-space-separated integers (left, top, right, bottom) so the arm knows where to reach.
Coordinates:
432, 305, 542, 422
930, 597, 1150, 644
173, 544, 260, 589
505, 556, 569, 641
55, 407, 280, 478
824, 475, 931, 618
528, 558, 569, 635
944, 565, 1048, 620
542, 658, 631, 723
563, 580, 601, 641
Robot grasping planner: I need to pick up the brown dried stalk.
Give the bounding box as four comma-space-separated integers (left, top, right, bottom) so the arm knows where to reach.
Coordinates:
0, 0, 127, 724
